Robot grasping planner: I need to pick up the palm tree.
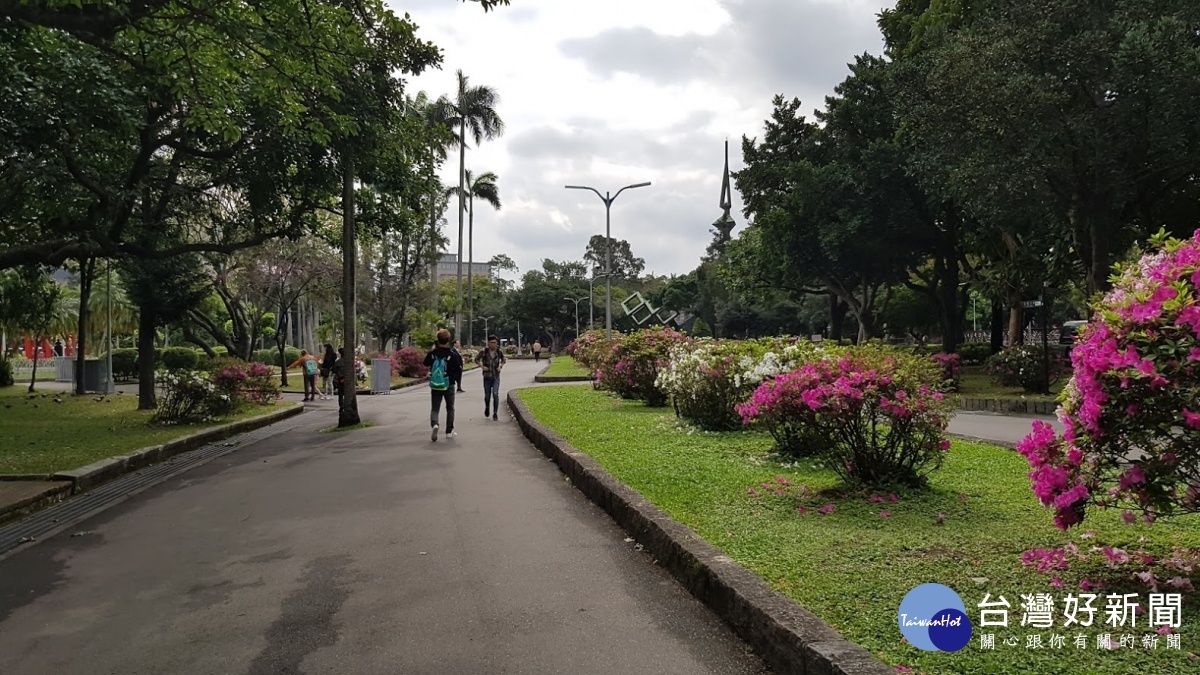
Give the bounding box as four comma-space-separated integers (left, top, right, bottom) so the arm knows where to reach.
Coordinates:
405, 91, 455, 314
435, 70, 504, 340
448, 170, 500, 346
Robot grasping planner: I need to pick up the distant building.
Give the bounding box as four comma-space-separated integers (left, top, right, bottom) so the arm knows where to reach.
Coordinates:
436, 254, 491, 283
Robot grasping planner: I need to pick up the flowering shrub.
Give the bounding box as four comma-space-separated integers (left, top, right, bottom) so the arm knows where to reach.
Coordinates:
155, 370, 228, 424
211, 361, 281, 406
595, 327, 686, 406
656, 338, 823, 431
391, 347, 428, 378
570, 330, 611, 372
985, 345, 1066, 392
1018, 229, 1200, 529
737, 348, 954, 484
930, 352, 961, 391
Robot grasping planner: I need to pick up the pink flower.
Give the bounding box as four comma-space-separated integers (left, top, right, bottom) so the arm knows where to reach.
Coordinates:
888, 493, 899, 503
1121, 510, 1137, 525
879, 510, 890, 518
1050, 576, 1064, 588
935, 513, 947, 525
1158, 625, 1174, 635
817, 504, 836, 515
869, 494, 885, 504
1184, 410, 1200, 430
1165, 577, 1194, 591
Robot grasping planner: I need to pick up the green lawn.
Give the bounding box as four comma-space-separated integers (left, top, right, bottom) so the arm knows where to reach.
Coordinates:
542, 356, 591, 378
516, 386, 1199, 675
956, 365, 1064, 401
0, 386, 289, 475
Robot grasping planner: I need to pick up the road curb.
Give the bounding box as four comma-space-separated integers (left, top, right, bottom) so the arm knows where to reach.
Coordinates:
532, 361, 592, 383
2, 404, 304, 503
506, 389, 893, 675
945, 431, 1017, 450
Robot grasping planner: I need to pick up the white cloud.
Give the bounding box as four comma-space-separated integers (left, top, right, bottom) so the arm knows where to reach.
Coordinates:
394, 0, 893, 281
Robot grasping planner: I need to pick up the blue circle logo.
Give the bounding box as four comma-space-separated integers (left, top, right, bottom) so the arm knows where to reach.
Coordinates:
898, 583, 972, 652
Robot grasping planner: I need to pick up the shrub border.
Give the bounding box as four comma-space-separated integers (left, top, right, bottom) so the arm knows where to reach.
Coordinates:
506, 389, 893, 675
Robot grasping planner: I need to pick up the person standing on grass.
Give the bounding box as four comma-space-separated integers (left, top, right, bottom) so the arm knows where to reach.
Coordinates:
319, 343, 337, 400
475, 334, 506, 421
288, 350, 320, 402
532, 340, 542, 363
425, 329, 463, 442
451, 339, 466, 393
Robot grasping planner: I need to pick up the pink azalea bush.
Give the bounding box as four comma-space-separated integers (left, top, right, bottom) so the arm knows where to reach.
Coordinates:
212, 361, 281, 406
737, 346, 954, 484
391, 347, 428, 378
1018, 229, 1200, 529
595, 327, 687, 406
570, 329, 611, 374
929, 352, 961, 391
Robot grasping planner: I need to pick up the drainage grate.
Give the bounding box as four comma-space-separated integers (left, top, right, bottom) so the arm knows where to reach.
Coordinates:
0, 413, 310, 558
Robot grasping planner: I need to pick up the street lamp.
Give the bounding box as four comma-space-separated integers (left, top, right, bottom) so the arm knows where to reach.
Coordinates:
564, 297, 586, 340
476, 315, 494, 343
565, 181, 651, 339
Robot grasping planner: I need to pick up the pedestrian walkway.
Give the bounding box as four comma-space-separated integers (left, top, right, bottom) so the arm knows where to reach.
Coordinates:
0, 359, 766, 675
946, 410, 1062, 448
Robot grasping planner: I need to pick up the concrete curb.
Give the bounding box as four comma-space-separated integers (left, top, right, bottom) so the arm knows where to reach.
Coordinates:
532, 361, 593, 384
955, 396, 1057, 415
41, 403, 302, 496
506, 390, 893, 675
0, 482, 73, 525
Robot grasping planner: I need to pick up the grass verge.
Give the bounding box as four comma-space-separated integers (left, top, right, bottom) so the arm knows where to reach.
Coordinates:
541, 356, 591, 378
0, 386, 288, 475
956, 366, 1063, 401
516, 385, 1199, 675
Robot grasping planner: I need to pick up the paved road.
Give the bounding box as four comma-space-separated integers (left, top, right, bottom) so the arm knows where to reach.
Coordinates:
946, 410, 1063, 447
0, 359, 766, 675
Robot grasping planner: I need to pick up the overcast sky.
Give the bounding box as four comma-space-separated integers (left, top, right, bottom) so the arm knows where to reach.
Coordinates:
395, 0, 894, 281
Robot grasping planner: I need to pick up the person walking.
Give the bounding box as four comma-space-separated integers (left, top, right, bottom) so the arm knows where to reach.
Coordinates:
425, 329, 463, 442
475, 334, 506, 421
319, 343, 337, 400
452, 339, 466, 393
532, 340, 542, 363
288, 350, 320, 401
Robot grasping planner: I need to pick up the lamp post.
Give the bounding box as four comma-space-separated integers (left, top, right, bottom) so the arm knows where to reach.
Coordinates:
564, 297, 586, 340
565, 181, 651, 339
476, 315, 494, 342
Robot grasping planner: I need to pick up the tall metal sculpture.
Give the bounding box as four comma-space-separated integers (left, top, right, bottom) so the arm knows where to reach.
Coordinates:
709, 139, 736, 256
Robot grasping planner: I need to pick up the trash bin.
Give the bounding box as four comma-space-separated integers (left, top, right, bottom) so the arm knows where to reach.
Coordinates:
370, 359, 391, 394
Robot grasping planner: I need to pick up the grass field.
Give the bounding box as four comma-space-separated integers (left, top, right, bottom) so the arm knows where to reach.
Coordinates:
956, 365, 1064, 401
0, 386, 288, 475
516, 386, 1199, 675
541, 356, 591, 378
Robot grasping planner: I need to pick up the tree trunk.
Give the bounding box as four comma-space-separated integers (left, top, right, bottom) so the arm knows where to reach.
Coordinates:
1086, 212, 1111, 297
28, 336, 39, 393
454, 119, 466, 339
829, 294, 847, 341
467, 194, 474, 347
989, 298, 1004, 355
276, 309, 289, 387
339, 153, 360, 427
1008, 302, 1024, 347
74, 257, 95, 396
137, 309, 157, 409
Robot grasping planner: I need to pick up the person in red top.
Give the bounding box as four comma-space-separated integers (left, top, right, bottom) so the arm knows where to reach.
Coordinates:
288, 350, 320, 401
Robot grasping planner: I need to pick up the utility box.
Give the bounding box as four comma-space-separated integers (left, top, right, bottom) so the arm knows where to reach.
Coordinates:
370, 359, 391, 394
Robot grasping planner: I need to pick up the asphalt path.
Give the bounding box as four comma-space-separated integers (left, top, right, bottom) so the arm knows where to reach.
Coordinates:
0, 359, 767, 675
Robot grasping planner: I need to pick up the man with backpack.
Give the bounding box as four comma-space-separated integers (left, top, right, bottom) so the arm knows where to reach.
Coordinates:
475, 334, 506, 421
424, 329, 464, 442
288, 350, 320, 402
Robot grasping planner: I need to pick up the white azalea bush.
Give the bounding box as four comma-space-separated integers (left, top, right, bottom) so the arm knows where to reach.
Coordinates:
155, 369, 229, 425
657, 337, 825, 431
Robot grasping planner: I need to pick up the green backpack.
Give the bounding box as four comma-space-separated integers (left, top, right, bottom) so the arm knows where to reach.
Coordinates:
429, 354, 449, 391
